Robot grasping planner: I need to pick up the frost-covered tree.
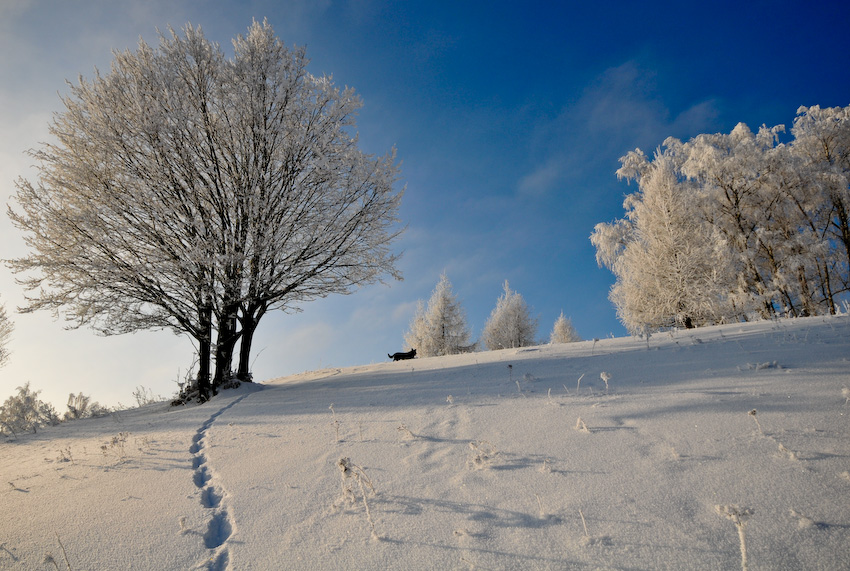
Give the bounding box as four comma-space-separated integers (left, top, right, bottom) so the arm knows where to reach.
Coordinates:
0, 383, 60, 437
593, 149, 732, 333
680, 122, 843, 317
593, 106, 850, 335
481, 281, 538, 350
790, 105, 850, 305
550, 312, 582, 343
404, 273, 472, 357
216, 22, 403, 384
680, 124, 800, 318
7, 21, 403, 401
0, 297, 12, 368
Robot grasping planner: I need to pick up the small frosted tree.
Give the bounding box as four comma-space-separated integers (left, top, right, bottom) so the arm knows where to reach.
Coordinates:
0, 383, 60, 437
482, 281, 538, 350
404, 273, 472, 357
0, 298, 12, 368
550, 312, 582, 343
64, 392, 108, 421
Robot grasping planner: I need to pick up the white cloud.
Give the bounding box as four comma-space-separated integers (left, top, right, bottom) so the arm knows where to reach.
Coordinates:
518, 159, 563, 197
516, 60, 721, 196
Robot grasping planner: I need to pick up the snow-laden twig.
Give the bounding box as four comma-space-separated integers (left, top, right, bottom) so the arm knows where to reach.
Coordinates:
575, 417, 590, 433
748, 409, 763, 436
600, 371, 611, 394
716, 505, 754, 571
337, 458, 379, 541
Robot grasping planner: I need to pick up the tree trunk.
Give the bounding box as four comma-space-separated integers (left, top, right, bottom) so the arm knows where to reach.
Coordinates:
197, 297, 213, 403
236, 301, 266, 382
212, 304, 242, 392
236, 320, 255, 382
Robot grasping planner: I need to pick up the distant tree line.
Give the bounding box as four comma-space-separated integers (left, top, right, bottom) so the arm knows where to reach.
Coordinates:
592, 105, 850, 335
403, 274, 581, 356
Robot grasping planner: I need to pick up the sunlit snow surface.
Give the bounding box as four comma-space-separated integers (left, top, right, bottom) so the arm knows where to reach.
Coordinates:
2, 315, 849, 569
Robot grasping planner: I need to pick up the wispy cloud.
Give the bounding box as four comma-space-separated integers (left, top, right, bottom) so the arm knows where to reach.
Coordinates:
517, 60, 720, 196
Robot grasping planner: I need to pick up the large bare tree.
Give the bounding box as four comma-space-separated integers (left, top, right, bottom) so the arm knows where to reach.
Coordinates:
7, 21, 403, 401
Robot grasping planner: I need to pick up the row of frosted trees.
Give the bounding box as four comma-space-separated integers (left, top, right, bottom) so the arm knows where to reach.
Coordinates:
403, 274, 581, 357
591, 105, 850, 335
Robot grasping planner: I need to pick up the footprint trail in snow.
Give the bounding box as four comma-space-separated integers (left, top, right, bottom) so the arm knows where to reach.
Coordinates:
190, 394, 251, 570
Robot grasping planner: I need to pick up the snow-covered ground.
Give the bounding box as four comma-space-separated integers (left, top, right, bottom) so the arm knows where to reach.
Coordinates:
2, 315, 849, 570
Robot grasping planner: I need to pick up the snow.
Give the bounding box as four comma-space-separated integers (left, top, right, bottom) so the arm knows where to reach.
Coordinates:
2, 315, 849, 570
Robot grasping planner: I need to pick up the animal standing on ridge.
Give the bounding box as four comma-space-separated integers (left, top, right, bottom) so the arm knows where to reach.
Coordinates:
388, 349, 416, 361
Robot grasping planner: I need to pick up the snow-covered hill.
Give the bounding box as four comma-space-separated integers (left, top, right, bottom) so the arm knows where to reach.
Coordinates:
2, 315, 849, 570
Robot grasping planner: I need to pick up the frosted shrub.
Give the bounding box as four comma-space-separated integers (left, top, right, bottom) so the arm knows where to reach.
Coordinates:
0, 383, 60, 437
56, 446, 74, 464
468, 440, 499, 470
101, 432, 131, 463
600, 372, 611, 394
576, 373, 585, 392
336, 457, 380, 541
64, 392, 108, 421
132, 385, 164, 407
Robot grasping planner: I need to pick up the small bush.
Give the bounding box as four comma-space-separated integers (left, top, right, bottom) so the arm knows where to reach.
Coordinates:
132, 386, 164, 407
0, 383, 60, 437
64, 392, 109, 421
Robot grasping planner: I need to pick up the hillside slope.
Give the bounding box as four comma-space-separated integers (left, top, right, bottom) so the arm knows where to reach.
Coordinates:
2, 315, 849, 569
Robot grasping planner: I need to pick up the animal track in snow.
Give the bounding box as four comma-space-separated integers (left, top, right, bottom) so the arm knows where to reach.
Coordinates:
201, 485, 223, 509
194, 465, 213, 488
189, 394, 250, 570
204, 509, 234, 549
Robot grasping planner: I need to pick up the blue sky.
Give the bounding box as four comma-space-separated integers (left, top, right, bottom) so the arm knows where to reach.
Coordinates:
1, 0, 848, 408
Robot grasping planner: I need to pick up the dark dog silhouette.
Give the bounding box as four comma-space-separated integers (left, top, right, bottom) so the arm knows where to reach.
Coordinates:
388, 349, 416, 361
